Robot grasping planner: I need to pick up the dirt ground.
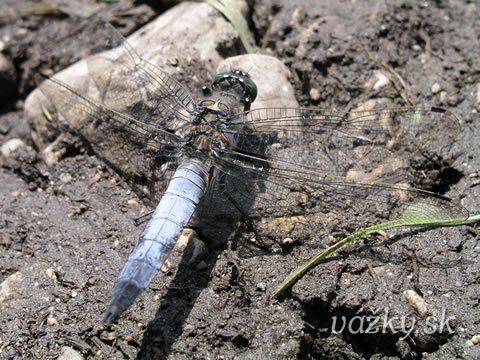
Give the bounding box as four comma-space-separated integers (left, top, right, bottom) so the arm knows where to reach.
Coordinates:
1, 0, 479, 359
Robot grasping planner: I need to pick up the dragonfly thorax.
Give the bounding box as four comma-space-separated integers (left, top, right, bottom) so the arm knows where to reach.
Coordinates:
176, 118, 230, 161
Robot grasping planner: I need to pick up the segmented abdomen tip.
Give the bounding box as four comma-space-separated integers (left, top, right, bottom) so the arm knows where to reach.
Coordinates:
102, 304, 123, 325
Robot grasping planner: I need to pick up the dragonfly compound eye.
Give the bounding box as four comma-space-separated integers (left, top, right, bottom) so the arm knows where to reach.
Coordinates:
212, 71, 258, 109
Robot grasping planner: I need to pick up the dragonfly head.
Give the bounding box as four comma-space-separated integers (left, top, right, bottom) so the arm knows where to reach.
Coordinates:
212, 70, 257, 111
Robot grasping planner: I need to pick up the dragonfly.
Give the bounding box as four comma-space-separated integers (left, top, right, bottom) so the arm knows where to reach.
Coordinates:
36, 19, 468, 325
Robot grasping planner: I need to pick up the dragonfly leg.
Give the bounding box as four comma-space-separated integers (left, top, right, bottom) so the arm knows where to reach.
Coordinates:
224, 191, 270, 251
133, 209, 154, 226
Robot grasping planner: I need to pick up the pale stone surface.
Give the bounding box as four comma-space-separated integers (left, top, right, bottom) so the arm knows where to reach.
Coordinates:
1, 138, 26, 157
0, 271, 24, 304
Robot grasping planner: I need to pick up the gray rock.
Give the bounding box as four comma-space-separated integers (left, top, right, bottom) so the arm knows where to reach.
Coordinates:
1, 138, 26, 158
0, 271, 24, 305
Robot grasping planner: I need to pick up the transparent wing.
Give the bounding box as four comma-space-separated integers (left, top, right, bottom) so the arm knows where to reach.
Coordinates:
80, 19, 196, 127
213, 105, 468, 238
37, 19, 195, 202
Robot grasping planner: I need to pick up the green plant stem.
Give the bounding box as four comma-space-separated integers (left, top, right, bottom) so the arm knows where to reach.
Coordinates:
273, 214, 480, 298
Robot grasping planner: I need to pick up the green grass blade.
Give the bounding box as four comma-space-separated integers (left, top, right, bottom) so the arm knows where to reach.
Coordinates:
272, 204, 480, 298
206, 0, 256, 53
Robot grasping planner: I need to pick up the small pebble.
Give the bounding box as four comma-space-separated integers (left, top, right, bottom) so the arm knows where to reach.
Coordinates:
160, 259, 171, 273
412, 44, 421, 51
373, 71, 389, 90
439, 91, 448, 105
88, 172, 102, 186
309, 88, 321, 101
176, 228, 195, 249
403, 289, 428, 317
470, 334, 480, 345
127, 199, 139, 208
42, 138, 65, 167
125, 335, 134, 343
431, 82, 441, 94
11, 191, 20, 199
59, 173, 72, 183
47, 316, 58, 326
256, 282, 266, 291
46, 268, 57, 281
1, 138, 25, 157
